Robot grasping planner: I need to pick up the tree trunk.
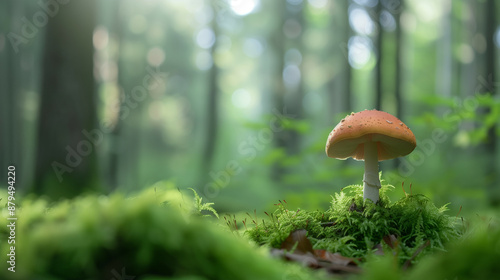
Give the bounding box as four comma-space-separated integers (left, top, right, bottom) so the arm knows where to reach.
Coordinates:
285, 2, 305, 155
107, 0, 125, 190
34, 0, 99, 199
375, 2, 383, 110
484, 0, 498, 205
329, 0, 351, 115
202, 3, 220, 176
343, 1, 352, 112
436, 0, 452, 98
270, 0, 287, 182
1, 0, 25, 191
393, 0, 403, 170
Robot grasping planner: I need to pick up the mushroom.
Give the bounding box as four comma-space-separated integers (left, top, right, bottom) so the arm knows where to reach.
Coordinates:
325, 110, 416, 203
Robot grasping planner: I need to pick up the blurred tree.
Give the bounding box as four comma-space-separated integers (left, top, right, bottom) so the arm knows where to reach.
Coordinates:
375, 1, 383, 110
270, 0, 287, 182
436, 0, 453, 98
393, 0, 404, 170
202, 0, 220, 176
394, 0, 403, 119
483, 0, 498, 205
285, 1, 305, 155
107, 0, 125, 190
0, 1, 22, 188
33, 0, 99, 198
329, 0, 352, 114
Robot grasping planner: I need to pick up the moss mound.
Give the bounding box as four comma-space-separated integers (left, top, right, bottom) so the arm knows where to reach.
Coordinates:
247, 182, 460, 264
0, 188, 320, 280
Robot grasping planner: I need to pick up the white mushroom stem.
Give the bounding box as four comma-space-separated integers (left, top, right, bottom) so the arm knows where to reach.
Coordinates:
363, 141, 381, 203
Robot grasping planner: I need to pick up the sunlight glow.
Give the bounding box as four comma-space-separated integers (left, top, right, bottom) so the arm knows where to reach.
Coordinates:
230, 0, 260, 16
349, 7, 374, 35
93, 26, 109, 50
196, 28, 215, 49
380, 10, 396, 32
348, 36, 372, 69
232, 89, 252, 108
147, 47, 166, 67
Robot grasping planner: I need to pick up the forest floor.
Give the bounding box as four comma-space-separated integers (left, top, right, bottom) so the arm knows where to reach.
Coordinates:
1, 183, 499, 279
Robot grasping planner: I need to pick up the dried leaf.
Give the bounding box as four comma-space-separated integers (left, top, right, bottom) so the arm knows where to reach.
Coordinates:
314, 249, 358, 266
275, 229, 362, 275
280, 229, 314, 255
383, 234, 399, 249
271, 249, 318, 267
374, 234, 399, 255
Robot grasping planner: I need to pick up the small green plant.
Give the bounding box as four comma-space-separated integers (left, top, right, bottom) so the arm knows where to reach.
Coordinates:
190, 188, 219, 218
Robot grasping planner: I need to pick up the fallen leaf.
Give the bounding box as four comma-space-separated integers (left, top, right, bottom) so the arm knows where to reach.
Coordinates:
314, 249, 358, 266
374, 234, 399, 255
280, 229, 314, 255
271, 249, 318, 267
383, 234, 399, 249
274, 230, 362, 275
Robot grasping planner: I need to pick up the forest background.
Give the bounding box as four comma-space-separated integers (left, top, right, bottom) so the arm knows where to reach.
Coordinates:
1, 0, 499, 217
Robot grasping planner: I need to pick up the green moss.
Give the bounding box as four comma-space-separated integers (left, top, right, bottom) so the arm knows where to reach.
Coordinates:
357, 213, 500, 280
246, 181, 460, 264
406, 215, 500, 280
0, 187, 322, 280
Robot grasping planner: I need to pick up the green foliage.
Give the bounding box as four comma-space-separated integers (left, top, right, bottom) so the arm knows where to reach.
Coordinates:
406, 214, 500, 280
358, 213, 500, 280
0, 187, 320, 280
190, 188, 219, 219
415, 93, 500, 145
246, 181, 460, 265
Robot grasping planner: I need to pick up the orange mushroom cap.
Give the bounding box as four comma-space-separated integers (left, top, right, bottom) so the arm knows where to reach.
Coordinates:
326, 110, 416, 161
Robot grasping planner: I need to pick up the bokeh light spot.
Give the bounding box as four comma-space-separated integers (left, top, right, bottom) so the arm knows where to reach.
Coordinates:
93, 26, 109, 50
195, 51, 213, 70
348, 36, 373, 69
349, 7, 374, 35
283, 65, 301, 88
196, 28, 216, 49
147, 47, 166, 67
243, 38, 264, 58
230, 0, 260, 16
232, 89, 251, 108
